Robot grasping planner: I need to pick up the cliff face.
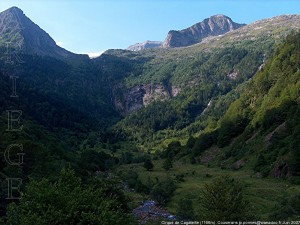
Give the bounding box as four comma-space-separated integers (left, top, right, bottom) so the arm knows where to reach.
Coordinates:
162, 14, 246, 48
113, 83, 181, 115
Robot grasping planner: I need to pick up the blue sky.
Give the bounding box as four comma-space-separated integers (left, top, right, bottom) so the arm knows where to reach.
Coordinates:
0, 0, 299, 56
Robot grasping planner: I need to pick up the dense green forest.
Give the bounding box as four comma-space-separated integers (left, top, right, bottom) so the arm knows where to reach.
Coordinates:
110, 36, 277, 147
0, 49, 133, 223
190, 31, 300, 177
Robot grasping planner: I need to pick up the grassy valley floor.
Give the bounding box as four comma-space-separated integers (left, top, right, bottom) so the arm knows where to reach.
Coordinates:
116, 160, 300, 221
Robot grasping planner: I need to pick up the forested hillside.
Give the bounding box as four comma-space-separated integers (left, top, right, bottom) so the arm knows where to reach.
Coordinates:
114, 31, 300, 222
189, 31, 300, 176
111, 15, 300, 148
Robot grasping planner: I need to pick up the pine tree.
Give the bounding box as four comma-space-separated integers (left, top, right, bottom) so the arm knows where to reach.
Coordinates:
162, 158, 173, 171
143, 158, 154, 171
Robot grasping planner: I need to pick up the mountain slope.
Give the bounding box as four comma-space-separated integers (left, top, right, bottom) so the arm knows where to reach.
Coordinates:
126, 15, 244, 51
0, 7, 76, 58
127, 41, 162, 51
190, 31, 300, 178
107, 15, 300, 145
162, 14, 246, 48
0, 6, 299, 222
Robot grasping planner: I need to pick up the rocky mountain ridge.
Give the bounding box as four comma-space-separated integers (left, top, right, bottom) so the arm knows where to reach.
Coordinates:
127, 14, 246, 51
162, 14, 246, 48
127, 41, 163, 51
0, 7, 77, 58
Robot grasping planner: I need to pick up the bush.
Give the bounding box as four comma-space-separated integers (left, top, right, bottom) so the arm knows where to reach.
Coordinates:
192, 132, 214, 155
198, 175, 251, 220
162, 158, 173, 171
177, 198, 195, 219
150, 178, 176, 204
217, 116, 248, 148
143, 158, 154, 171
161, 141, 182, 159
4, 168, 137, 225
254, 154, 270, 177
290, 124, 300, 176
269, 193, 300, 220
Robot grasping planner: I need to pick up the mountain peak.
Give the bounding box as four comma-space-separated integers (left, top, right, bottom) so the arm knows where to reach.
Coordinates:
0, 7, 75, 58
210, 14, 227, 19
211, 14, 227, 18
208, 14, 233, 22
1, 6, 25, 23
162, 15, 246, 48
5, 6, 23, 13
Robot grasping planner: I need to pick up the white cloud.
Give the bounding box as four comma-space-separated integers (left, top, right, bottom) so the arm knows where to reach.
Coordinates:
54, 41, 104, 58
86, 51, 104, 59
56, 41, 64, 47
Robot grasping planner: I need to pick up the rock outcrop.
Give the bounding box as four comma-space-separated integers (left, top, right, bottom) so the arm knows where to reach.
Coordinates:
127, 41, 163, 51
162, 14, 246, 48
113, 83, 181, 115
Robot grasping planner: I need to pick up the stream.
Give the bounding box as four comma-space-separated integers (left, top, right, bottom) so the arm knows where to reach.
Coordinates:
133, 200, 176, 223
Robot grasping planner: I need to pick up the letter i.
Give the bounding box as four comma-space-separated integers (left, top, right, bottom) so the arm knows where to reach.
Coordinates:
10, 76, 19, 98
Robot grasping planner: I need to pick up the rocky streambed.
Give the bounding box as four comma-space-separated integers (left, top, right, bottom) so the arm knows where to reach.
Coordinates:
133, 200, 176, 223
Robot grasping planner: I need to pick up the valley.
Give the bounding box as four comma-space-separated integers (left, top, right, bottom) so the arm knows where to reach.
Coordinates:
118, 160, 300, 221
0, 5, 299, 224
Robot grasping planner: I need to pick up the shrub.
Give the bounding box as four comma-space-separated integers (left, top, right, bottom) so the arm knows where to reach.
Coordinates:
198, 175, 251, 220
